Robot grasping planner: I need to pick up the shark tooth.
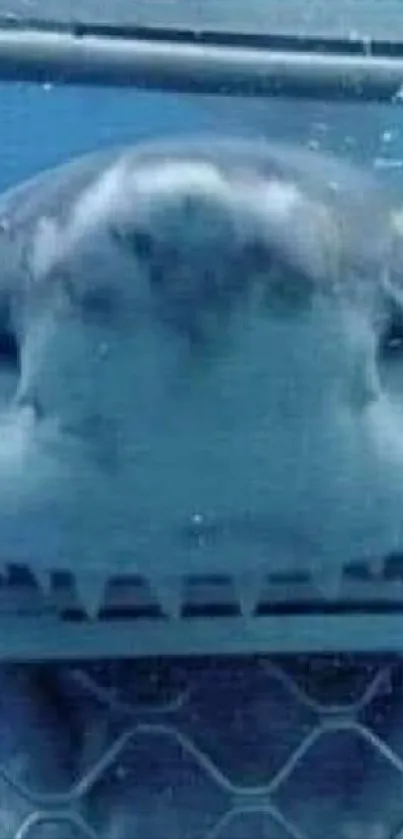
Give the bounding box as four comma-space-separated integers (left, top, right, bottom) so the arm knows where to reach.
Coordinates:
314, 564, 344, 600
75, 571, 106, 619
148, 575, 183, 620
368, 555, 385, 578
32, 568, 52, 597
234, 571, 266, 617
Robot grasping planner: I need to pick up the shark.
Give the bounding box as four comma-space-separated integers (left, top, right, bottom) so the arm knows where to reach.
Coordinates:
0, 136, 400, 609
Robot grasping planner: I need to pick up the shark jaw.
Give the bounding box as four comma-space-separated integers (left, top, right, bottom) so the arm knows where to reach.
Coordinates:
0, 290, 399, 598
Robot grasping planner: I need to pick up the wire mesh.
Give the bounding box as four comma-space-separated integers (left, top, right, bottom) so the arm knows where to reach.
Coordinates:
0, 654, 403, 839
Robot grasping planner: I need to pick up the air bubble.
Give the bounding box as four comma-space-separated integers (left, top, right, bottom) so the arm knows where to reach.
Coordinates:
381, 129, 397, 144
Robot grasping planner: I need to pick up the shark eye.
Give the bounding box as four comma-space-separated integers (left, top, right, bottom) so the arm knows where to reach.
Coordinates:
0, 317, 20, 407
0, 304, 19, 371
378, 306, 403, 358
0, 328, 19, 370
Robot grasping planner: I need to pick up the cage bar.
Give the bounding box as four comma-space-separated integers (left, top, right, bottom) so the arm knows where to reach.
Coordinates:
0, 23, 403, 100
3, 612, 403, 662
0, 564, 402, 661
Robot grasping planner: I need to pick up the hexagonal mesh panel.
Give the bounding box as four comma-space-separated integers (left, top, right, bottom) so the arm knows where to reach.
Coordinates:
0, 654, 402, 839
0, 562, 398, 837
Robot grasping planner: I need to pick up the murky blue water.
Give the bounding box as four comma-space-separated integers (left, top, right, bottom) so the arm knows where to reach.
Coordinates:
0, 84, 401, 192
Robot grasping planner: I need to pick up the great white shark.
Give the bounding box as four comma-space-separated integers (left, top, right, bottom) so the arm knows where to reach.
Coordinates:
0, 136, 400, 609
0, 136, 401, 838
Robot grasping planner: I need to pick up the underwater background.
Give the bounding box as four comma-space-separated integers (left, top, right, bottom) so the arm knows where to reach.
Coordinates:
0, 85, 402, 193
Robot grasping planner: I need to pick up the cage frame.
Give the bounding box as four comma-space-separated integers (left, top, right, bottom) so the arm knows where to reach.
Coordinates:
0, 19, 402, 101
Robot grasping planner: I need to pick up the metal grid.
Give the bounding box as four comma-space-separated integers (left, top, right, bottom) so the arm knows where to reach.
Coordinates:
1, 653, 403, 839
0, 564, 400, 837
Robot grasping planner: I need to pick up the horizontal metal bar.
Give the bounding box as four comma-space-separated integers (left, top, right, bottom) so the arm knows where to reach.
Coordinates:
0, 27, 403, 100
2, 612, 403, 661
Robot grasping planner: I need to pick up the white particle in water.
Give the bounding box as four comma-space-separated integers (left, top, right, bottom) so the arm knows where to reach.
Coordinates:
313, 122, 328, 133
381, 129, 396, 144
374, 157, 403, 170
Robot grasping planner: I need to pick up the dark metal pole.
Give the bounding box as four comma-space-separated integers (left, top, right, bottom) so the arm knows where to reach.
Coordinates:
0, 26, 402, 100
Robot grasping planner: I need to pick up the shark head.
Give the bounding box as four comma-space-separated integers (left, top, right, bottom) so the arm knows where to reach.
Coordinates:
0, 137, 400, 595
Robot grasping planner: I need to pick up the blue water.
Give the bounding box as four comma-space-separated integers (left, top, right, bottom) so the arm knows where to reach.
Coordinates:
0, 83, 401, 194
